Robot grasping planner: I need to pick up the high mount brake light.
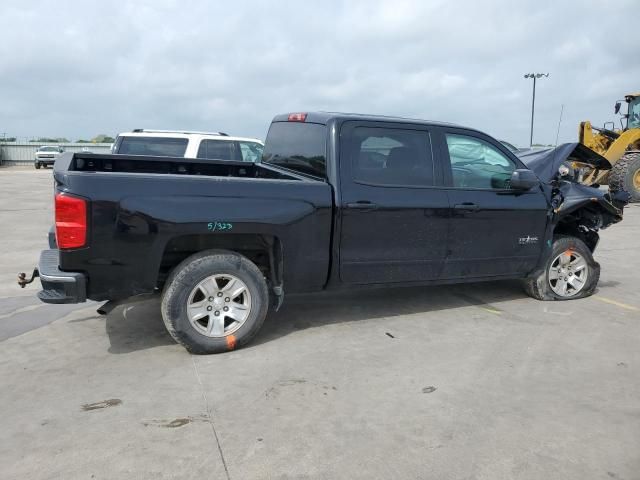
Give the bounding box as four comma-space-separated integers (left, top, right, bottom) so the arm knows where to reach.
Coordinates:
55, 193, 87, 249
287, 113, 307, 122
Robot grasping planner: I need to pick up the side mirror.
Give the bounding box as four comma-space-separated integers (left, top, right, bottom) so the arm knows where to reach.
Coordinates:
510, 169, 539, 191
615, 101, 621, 114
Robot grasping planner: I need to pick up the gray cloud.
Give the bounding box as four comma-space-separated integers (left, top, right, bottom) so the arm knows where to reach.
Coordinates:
1, 0, 639, 146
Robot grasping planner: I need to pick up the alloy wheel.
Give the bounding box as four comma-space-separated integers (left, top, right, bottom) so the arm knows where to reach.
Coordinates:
186, 274, 252, 337
548, 250, 589, 297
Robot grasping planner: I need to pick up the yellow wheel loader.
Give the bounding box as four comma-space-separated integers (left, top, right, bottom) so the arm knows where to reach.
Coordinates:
579, 93, 640, 202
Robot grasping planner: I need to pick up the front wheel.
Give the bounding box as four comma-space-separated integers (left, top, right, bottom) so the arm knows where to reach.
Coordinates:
35, 162, 41, 169
161, 250, 269, 354
523, 236, 600, 301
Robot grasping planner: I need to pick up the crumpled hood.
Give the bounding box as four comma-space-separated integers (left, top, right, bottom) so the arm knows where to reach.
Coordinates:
516, 142, 611, 182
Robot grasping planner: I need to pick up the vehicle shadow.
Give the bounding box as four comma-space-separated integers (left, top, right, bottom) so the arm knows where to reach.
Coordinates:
251, 279, 527, 347
103, 280, 528, 354
105, 297, 174, 354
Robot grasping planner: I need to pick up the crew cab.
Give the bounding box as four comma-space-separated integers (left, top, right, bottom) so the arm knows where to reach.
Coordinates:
112, 129, 264, 162
20, 112, 627, 353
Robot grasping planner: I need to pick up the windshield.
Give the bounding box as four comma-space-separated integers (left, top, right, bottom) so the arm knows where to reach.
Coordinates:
628, 97, 640, 129
239, 141, 263, 162
39, 146, 59, 152
499, 140, 519, 153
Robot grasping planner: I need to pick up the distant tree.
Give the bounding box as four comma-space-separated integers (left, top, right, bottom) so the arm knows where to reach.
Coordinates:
91, 134, 115, 143
1, 137, 16, 142
76, 139, 91, 143
29, 137, 70, 143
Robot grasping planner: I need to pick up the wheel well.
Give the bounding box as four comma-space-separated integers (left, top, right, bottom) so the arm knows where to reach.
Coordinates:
158, 234, 283, 290
553, 212, 600, 252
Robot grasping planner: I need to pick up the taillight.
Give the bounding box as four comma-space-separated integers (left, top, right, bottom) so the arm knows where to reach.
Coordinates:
55, 193, 87, 249
287, 112, 307, 122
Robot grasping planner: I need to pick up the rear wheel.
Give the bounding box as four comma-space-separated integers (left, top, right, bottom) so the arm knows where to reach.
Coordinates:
161, 250, 269, 354
523, 236, 600, 301
608, 152, 640, 202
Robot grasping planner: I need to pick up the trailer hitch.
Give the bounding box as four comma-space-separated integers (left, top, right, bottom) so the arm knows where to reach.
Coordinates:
17, 269, 39, 288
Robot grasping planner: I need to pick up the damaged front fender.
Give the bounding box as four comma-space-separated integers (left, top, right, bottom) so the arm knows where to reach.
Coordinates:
555, 182, 624, 224
518, 143, 628, 239
548, 179, 627, 254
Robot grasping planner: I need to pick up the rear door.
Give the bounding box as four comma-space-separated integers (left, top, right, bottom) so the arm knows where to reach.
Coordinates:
338, 121, 449, 284
438, 129, 549, 278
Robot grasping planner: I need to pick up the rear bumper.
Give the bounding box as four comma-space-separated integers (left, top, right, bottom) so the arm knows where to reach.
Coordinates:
37, 249, 87, 304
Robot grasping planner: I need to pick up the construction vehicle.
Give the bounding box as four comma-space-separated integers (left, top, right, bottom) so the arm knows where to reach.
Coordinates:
579, 92, 640, 201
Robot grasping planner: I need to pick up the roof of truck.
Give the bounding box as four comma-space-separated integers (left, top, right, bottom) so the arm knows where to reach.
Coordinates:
272, 111, 464, 128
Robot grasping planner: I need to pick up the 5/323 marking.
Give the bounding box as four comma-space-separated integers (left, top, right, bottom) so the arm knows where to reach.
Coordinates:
207, 222, 233, 232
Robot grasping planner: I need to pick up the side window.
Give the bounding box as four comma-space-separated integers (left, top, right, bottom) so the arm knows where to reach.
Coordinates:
351, 127, 434, 187
117, 137, 188, 157
197, 140, 240, 161
445, 134, 515, 189
239, 142, 263, 162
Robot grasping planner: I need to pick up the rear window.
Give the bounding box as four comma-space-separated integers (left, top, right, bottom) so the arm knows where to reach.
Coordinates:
197, 140, 240, 161
262, 122, 327, 178
116, 136, 188, 157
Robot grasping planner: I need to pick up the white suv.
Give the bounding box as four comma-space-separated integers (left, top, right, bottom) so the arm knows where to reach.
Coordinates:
111, 129, 264, 162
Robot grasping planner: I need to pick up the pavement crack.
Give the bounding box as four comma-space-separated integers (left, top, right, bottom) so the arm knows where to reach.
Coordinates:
191, 356, 231, 480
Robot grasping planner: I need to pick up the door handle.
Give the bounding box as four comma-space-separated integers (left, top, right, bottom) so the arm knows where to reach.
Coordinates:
346, 201, 379, 211
453, 203, 480, 211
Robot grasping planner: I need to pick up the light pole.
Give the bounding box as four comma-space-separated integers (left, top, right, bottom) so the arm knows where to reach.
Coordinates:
524, 73, 549, 147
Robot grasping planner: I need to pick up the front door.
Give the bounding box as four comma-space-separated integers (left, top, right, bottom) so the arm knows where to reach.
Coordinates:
338, 121, 449, 284
439, 130, 549, 278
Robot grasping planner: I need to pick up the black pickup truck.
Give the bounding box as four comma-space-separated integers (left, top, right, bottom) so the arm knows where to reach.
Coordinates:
21, 112, 628, 353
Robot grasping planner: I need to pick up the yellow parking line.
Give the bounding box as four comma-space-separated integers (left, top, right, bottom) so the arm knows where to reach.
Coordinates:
481, 307, 501, 315
593, 296, 639, 312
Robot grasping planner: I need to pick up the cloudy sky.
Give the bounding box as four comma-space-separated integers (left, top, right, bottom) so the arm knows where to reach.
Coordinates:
2, 0, 639, 145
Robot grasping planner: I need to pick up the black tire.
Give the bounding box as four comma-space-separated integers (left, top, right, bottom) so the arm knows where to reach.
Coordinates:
35, 162, 41, 169
161, 249, 269, 354
608, 152, 640, 203
523, 236, 600, 301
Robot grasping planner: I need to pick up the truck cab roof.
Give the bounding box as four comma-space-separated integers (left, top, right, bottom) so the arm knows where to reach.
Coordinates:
272, 111, 464, 129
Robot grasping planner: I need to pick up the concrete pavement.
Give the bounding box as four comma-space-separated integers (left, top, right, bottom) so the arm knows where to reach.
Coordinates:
1, 168, 639, 479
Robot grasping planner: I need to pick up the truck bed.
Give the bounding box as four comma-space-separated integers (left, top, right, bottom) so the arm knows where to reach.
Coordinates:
52, 152, 333, 301
59, 152, 308, 181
